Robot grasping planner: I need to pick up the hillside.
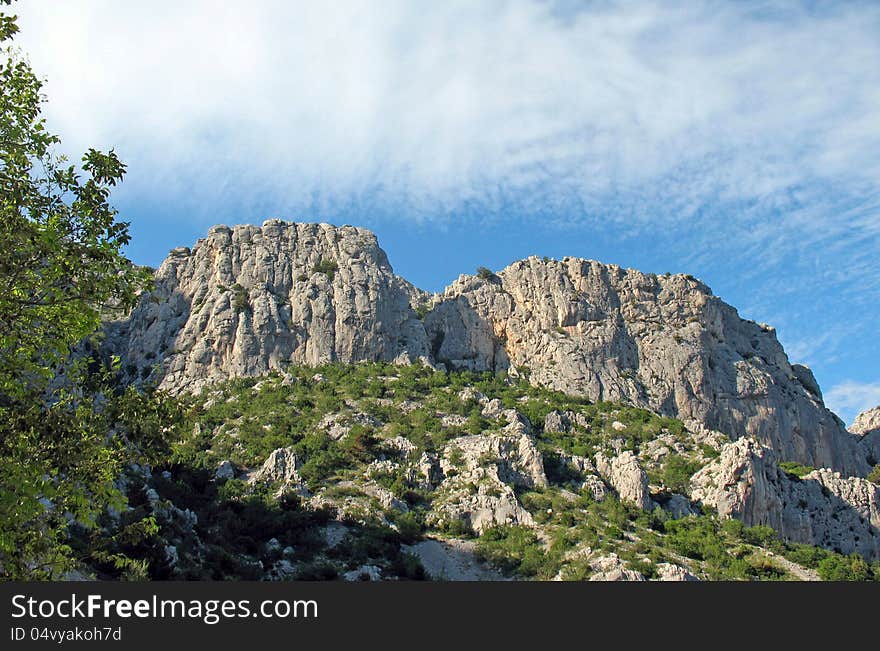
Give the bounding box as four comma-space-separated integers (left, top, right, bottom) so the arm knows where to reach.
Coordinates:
82, 364, 878, 581
81, 220, 880, 581
105, 220, 869, 475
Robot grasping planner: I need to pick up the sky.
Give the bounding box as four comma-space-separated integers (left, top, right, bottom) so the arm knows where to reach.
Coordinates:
11, 0, 879, 424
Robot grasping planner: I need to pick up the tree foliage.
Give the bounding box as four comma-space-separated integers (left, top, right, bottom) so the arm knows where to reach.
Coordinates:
0, 1, 153, 579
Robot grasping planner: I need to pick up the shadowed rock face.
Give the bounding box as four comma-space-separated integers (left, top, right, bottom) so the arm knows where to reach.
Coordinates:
851, 407, 880, 466
107, 221, 868, 476
691, 437, 880, 559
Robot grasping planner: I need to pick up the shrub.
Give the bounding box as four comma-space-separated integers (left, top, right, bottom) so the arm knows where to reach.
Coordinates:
414, 302, 431, 320
231, 283, 249, 312
867, 464, 880, 484
394, 511, 424, 543
476, 266, 495, 281
312, 259, 339, 280
817, 553, 872, 581
778, 461, 815, 479
661, 454, 702, 493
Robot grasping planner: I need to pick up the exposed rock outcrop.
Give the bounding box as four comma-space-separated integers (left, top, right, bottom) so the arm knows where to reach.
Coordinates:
107, 221, 868, 476
851, 406, 880, 436
690, 438, 880, 559
106, 221, 430, 394
249, 447, 307, 495
429, 427, 546, 533
595, 450, 652, 510
424, 258, 867, 476
852, 407, 880, 465
655, 563, 699, 581
588, 554, 645, 581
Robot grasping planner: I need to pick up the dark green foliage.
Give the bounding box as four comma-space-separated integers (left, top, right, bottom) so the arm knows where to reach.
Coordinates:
660, 454, 703, 493
414, 302, 431, 320
0, 4, 157, 578
312, 258, 339, 280
476, 266, 496, 281
779, 460, 816, 479
817, 554, 872, 581
231, 283, 249, 312
475, 525, 555, 577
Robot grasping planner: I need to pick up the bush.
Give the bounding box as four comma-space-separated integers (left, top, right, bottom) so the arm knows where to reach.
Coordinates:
394, 511, 424, 543
779, 461, 815, 479
661, 455, 702, 493
867, 464, 880, 484
231, 283, 249, 312
476, 266, 496, 281
475, 525, 543, 575
817, 553, 872, 581
312, 259, 339, 280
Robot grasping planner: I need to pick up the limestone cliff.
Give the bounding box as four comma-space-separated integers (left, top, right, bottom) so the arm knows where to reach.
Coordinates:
106, 220, 869, 476
690, 437, 880, 559
424, 257, 867, 475
105, 220, 430, 394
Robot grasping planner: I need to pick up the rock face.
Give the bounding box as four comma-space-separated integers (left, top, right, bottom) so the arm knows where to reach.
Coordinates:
655, 563, 699, 581
851, 406, 880, 436
588, 554, 645, 581
690, 438, 880, 559
852, 407, 880, 465
594, 451, 652, 510
249, 447, 307, 495
422, 257, 867, 476
428, 428, 546, 534
109, 221, 868, 476
106, 220, 430, 394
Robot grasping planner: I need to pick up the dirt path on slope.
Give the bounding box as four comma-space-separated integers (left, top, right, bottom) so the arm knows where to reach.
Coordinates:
402, 538, 512, 581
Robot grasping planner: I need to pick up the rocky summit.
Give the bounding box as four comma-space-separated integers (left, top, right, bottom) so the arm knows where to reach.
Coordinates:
107, 220, 867, 476
87, 220, 880, 582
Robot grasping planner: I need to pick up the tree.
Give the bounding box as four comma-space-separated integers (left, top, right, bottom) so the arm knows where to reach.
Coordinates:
0, 1, 152, 578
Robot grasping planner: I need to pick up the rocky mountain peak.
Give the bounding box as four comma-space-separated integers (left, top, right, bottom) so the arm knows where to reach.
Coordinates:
105, 219, 430, 394
106, 219, 870, 477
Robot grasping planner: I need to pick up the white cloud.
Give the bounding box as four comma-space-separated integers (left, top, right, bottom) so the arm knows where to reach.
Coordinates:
11, 0, 880, 227
825, 381, 880, 427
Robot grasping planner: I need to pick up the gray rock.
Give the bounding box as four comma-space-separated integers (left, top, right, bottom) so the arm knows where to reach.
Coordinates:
690, 438, 880, 559
663, 494, 697, 519
106, 221, 430, 395
595, 451, 652, 510
588, 554, 645, 581
655, 563, 699, 581
214, 460, 235, 481
852, 407, 880, 466
343, 565, 382, 581
249, 447, 308, 496
423, 256, 867, 476
107, 222, 868, 476
852, 406, 880, 436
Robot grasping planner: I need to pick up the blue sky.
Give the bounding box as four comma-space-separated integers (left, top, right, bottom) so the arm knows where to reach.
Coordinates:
13, 0, 879, 424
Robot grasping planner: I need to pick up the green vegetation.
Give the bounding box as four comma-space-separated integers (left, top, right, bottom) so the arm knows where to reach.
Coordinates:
660, 454, 703, 493
313, 258, 339, 280
476, 266, 496, 281
231, 283, 249, 312
414, 302, 432, 320
0, 4, 156, 579
779, 461, 816, 479
867, 464, 880, 485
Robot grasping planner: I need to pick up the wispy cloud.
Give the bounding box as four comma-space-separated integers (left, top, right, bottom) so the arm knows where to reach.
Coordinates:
826, 381, 880, 427
14, 1, 880, 224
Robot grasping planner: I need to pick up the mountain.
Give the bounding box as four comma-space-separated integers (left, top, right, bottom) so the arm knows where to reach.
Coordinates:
106, 219, 867, 476
84, 220, 880, 580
